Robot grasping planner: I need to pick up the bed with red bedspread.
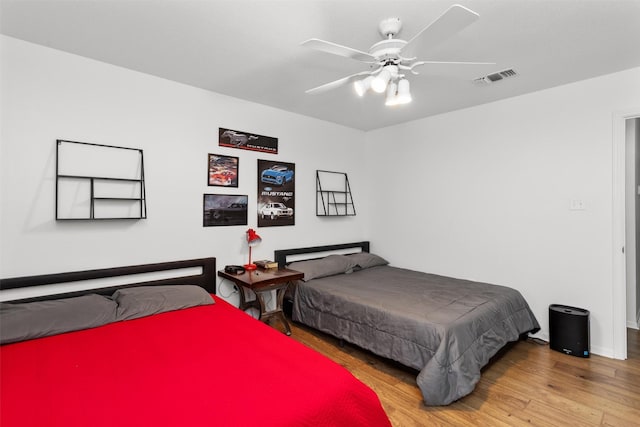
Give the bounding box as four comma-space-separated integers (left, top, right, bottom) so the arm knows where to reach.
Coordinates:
0, 258, 391, 427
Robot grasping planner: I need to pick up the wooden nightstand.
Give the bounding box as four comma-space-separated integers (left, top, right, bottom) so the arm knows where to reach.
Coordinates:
218, 268, 303, 335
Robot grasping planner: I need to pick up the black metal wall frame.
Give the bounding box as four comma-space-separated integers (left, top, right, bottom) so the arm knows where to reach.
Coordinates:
316, 169, 356, 216
55, 139, 147, 220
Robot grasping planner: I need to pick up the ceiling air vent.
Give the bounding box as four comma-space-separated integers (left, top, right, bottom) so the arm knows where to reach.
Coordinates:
473, 68, 518, 85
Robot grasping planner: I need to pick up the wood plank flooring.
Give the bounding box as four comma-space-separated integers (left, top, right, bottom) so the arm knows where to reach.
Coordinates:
287, 322, 640, 427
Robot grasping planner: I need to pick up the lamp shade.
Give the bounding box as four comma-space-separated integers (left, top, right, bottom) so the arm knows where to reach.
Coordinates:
371, 65, 397, 93
246, 228, 261, 246
385, 81, 399, 106
244, 228, 261, 270
396, 78, 412, 104
353, 76, 374, 97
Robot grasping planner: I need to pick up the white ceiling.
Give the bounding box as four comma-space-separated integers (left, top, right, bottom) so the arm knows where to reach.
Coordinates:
2, 0, 640, 131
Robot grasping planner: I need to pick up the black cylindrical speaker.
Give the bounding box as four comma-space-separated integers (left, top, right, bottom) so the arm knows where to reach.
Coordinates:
549, 304, 590, 357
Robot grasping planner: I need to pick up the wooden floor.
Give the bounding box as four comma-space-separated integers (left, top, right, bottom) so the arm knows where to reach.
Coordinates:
287, 322, 640, 427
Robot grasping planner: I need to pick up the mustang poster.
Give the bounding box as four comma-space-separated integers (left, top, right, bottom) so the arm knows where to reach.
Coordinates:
218, 127, 278, 154
257, 159, 295, 227
203, 194, 248, 227
208, 153, 238, 187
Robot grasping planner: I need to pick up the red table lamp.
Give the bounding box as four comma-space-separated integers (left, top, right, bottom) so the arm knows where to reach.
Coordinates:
244, 228, 262, 271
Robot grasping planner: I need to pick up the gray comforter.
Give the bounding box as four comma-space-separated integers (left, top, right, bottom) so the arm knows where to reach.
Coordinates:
292, 266, 540, 406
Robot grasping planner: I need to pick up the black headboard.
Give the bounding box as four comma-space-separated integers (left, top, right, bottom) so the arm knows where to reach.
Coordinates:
274, 241, 369, 268
0, 257, 216, 303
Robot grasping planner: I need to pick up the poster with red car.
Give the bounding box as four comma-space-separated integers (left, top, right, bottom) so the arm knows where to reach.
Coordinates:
208, 153, 238, 187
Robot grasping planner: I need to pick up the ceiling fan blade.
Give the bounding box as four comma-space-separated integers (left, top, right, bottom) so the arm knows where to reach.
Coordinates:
403, 4, 480, 57
409, 60, 495, 74
415, 61, 495, 65
409, 60, 494, 69
301, 38, 376, 63
305, 71, 374, 95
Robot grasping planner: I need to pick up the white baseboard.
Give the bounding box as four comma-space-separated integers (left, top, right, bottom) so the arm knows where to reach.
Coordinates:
528, 330, 615, 358
591, 344, 614, 358
627, 309, 640, 330
530, 330, 548, 342
630, 310, 640, 330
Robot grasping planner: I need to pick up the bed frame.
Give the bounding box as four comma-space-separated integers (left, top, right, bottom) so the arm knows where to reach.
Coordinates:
0, 257, 216, 303
274, 241, 369, 268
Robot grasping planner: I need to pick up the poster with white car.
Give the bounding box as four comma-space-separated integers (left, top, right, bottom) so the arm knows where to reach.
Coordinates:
258, 159, 295, 227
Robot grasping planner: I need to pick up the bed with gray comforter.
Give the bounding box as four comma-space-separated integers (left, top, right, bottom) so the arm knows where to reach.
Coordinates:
291, 263, 540, 406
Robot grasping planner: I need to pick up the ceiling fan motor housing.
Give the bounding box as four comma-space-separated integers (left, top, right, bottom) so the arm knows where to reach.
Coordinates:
378, 17, 402, 37
369, 39, 407, 62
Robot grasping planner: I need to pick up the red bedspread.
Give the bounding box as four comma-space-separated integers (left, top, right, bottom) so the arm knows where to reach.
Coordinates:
0, 296, 391, 427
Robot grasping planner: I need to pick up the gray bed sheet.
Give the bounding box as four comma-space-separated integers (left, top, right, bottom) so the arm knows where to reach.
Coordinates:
291, 265, 540, 406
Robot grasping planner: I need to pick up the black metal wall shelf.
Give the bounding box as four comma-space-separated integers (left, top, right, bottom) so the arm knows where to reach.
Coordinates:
56, 140, 147, 220
316, 170, 356, 216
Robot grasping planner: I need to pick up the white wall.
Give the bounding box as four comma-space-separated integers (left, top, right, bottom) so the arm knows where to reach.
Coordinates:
365, 67, 640, 357
4, 34, 640, 357
637, 118, 640, 326
0, 36, 368, 304
625, 117, 639, 329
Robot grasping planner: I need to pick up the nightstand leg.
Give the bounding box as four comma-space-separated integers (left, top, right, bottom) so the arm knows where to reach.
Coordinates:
238, 287, 260, 314
279, 312, 291, 336
254, 288, 291, 336
238, 286, 249, 311
255, 290, 268, 319
276, 286, 291, 335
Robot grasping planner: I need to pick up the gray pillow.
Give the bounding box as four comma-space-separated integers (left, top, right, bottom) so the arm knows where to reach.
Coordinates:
346, 252, 389, 269
288, 254, 357, 281
0, 294, 117, 345
113, 285, 214, 321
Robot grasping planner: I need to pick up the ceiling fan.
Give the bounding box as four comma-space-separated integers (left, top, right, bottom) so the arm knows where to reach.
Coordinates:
301, 4, 493, 106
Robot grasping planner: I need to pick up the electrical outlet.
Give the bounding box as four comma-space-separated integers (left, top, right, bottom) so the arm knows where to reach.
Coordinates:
570, 199, 586, 211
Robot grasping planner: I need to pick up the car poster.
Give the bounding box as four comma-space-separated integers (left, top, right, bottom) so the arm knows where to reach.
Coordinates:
203, 194, 248, 227
219, 127, 278, 154
208, 153, 238, 187
257, 159, 295, 227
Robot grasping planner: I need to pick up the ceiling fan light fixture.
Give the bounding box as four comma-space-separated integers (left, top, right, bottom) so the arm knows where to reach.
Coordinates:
371, 74, 388, 93
385, 78, 411, 106
354, 76, 373, 97
372, 65, 397, 93
385, 81, 399, 106
395, 78, 412, 104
